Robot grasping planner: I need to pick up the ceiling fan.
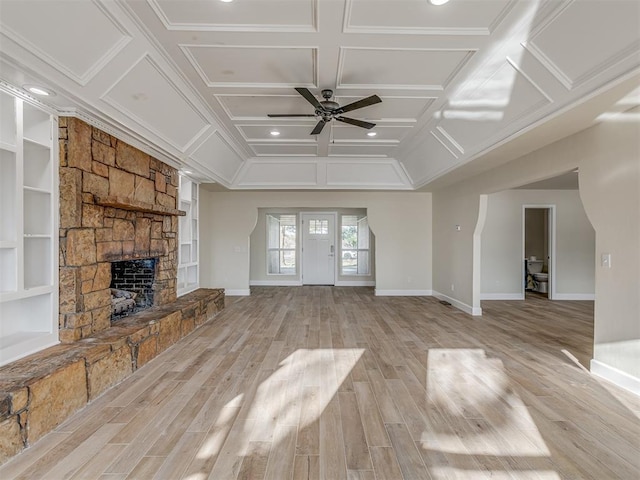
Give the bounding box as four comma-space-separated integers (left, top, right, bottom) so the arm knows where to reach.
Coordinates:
268, 88, 382, 135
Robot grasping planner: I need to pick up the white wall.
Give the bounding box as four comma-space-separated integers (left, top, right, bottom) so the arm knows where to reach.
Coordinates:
432, 106, 640, 393
579, 105, 640, 392
481, 190, 595, 299
200, 191, 432, 296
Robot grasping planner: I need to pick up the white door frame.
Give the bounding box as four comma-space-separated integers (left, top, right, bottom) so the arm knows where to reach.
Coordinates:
522, 205, 556, 300
301, 212, 337, 285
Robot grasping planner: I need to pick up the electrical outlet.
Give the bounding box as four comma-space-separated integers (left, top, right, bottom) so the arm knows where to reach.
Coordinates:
451, 284, 455, 292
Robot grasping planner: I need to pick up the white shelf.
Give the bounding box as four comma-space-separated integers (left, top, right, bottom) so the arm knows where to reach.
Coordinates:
0, 331, 59, 366
23, 136, 51, 149
23, 103, 51, 147
0, 90, 58, 366
0, 285, 53, 302
0, 142, 17, 153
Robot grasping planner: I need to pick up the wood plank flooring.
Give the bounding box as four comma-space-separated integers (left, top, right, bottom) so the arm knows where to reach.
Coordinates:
1, 287, 639, 479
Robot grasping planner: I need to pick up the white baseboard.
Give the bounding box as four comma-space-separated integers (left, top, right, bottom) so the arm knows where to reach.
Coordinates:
249, 280, 302, 287
225, 289, 251, 296
590, 359, 640, 396
553, 293, 595, 300
335, 280, 376, 287
432, 291, 482, 316
481, 293, 524, 300
375, 289, 432, 296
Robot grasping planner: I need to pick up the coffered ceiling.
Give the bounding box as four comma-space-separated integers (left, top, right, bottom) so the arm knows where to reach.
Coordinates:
1, 0, 638, 190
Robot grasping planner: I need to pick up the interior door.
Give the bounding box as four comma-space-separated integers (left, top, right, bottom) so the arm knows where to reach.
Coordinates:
302, 213, 335, 285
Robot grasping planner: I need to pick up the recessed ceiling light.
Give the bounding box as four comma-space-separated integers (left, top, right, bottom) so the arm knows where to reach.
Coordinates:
429, 0, 450, 5
24, 85, 55, 96
183, 170, 193, 175
367, 132, 377, 137
270, 131, 281, 136
220, 0, 233, 3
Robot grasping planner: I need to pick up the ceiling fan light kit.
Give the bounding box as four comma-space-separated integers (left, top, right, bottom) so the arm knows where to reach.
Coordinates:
268, 87, 382, 135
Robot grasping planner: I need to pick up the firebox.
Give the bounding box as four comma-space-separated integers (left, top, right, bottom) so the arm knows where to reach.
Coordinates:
110, 258, 157, 320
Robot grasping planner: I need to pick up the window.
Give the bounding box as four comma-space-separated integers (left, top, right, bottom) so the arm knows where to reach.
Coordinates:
341, 215, 370, 275
267, 214, 297, 275
308, 219, 328, 235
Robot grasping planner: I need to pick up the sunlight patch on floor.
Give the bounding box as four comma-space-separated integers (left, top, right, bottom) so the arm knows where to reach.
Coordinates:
192, 348, 363, 476
422, 348, 559, 479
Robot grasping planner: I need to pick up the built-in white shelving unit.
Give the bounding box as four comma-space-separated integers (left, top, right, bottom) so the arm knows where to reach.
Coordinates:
0, 88, 59, 366
177, 175, 199, 296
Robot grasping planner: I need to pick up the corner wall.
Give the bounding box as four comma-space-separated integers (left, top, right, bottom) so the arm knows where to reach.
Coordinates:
579, 106, 640, 392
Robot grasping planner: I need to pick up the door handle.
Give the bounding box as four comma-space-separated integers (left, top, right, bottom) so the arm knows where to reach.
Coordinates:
329, 245, 334, 256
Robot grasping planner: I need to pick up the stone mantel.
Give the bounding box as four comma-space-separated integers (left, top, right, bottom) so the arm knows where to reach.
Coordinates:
95, 196, 186, 216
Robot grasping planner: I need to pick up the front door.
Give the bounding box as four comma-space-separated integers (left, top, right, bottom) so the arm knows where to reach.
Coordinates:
302, 213, 335, 285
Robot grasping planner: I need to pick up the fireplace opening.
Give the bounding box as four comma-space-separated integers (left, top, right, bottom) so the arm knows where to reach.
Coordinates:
110, 258, 157, 320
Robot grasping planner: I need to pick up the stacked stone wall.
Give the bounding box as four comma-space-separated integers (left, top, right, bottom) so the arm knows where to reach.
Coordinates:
58, 118, 179, 342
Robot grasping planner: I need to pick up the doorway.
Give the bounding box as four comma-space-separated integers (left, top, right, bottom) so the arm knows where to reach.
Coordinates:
523, 206, 555, 299
302, 213, 336, 285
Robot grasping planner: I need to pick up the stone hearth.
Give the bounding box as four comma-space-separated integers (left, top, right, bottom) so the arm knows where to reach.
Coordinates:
0, 288, 225, 464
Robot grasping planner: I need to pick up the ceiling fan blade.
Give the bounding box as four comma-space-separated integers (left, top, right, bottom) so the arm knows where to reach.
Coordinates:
336, 95, 381, 114
268, 114, 317, 117
310, 120, 326, 135
295, 87, 323, 109
335, 116, 376, 129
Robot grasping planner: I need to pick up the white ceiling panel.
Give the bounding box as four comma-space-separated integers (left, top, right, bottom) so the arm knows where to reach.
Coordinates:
331, 125, 411, 143
252, 144, 318, 157
336, 96, 435, 121
526, 0, 640, 89
437, 60, 551, 151
150, 0, 316, 31
237, 161, 318, 186
190, 131, 243, 184
338, 48, 475, 89
345, 0, 513, 34
217, 95, 316, 119
329, 145, 396, 157
182, 45, 317, 87
401, 132, 459, 185
103, 55, 208, 151
0, 0, 129, 85
326, 161, 407, 187
238, 124, 317, 142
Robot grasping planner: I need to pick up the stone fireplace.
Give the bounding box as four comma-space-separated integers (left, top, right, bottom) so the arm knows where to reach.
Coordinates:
58, 117, 182, 342
0, 117, 225, 465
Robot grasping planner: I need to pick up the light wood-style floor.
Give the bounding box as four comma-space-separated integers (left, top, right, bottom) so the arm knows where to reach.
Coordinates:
1, 287, 639, 480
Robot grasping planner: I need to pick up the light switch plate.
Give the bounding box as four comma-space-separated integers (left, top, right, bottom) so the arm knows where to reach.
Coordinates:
601, 253, 612, 268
